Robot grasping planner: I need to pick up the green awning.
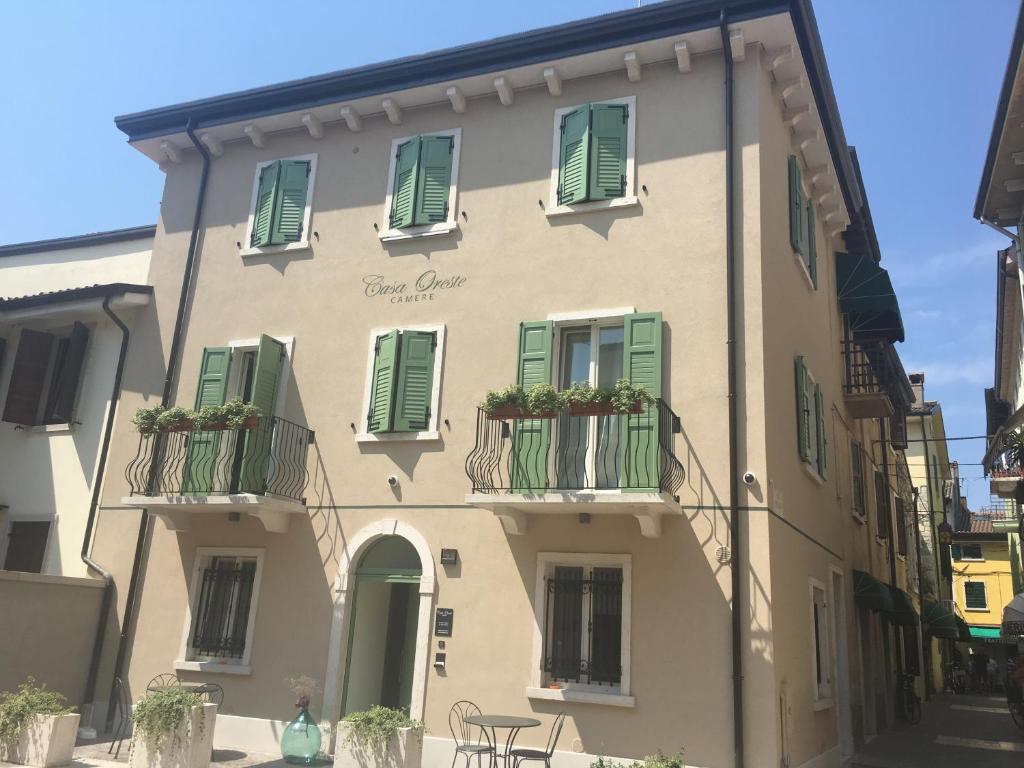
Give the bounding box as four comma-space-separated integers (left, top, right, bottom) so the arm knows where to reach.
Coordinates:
888, 586, 919, 627
922, 600, 960, 639
836, 253, 905, 343
969, 626, 1003, 639
854, 570, 894, 614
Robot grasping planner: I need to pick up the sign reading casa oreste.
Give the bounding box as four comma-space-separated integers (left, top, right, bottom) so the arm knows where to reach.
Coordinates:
362, 269, 468, 304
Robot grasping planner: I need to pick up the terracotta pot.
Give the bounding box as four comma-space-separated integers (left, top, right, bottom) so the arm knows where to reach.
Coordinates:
162, 419, 195, 433
486, 405, 557, 421
567, 401, 643, 416
195, 415, 260, 431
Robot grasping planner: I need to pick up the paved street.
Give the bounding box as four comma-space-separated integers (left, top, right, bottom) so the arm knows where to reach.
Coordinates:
853, 694, 1024, 768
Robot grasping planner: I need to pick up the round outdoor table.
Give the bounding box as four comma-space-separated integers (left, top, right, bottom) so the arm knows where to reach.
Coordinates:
463, 715, 541, 768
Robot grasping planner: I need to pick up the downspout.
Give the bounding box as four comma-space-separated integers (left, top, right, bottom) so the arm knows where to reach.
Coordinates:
80, 297, 132, 731
103, 118, 212, 732
719, 11, 744, 768
980, 216, 1020, 244
879, 418, 905, 710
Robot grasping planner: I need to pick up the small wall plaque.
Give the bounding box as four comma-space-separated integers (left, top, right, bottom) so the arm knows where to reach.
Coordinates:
440, 548, 459, 565
435, 607, 454, 637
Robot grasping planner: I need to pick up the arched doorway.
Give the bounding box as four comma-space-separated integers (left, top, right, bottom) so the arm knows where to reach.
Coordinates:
341, 536, 423, 715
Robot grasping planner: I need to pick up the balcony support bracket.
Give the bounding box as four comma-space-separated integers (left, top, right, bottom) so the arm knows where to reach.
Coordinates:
494, 508, 529, 536
634, 509, 662, 538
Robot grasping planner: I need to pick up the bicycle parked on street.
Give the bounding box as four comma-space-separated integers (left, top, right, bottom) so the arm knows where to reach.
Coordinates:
900, 674, 922, 724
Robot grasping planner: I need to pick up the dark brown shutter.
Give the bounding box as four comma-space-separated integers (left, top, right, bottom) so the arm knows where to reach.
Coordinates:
48, 322, 89, 423
2, 329, 55, 425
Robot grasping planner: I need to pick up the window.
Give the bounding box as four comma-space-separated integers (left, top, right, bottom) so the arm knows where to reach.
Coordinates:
381, 130, 461, 241
243, 155, 316, 254
360, 326, 444, 440
2, 323, 89, 426
183, 549, 264, 667
810, 580, 832, 702
535, 553, 631, 696
873, 470, 891, 539
788, 156, 818, 288
795, 356, 827, 478
3, 521, 50, 573
894, 497, 907, 557
851, 441, 866, 519
953, 543, 983, 561
964, 581, 988, 611
548, 97, 637, 215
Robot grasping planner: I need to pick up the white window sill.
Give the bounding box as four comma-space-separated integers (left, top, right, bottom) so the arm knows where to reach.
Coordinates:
802, 461, 825, 485
793, 250, 816, 290
964, 607, 989, 613
239, 241, 311, 258
545, 196, 639, 218
812, 696, 834, 712
175, 660, 252, 675
379, 222, 458, 242
525, 687, 635, 708
28, 423, 74, 434
355, 431, 441, 444
852, 511, 867, 524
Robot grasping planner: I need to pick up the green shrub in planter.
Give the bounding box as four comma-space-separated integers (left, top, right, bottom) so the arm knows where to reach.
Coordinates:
220, 398, 262, 428
155, 406, 194, 432
592, 750, 686, 768
480, 385, 528, 414
132, 688, 203, 748
0, 678, 73, 745
524, 383, 561, 415
132, 406, 167, 435
342, 706, 422, 751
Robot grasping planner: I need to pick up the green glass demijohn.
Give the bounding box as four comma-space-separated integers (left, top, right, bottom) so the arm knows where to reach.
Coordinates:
281, 696, 322, 765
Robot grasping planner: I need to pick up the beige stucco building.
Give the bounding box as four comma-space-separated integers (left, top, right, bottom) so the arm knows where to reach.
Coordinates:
83, 2, 922, 767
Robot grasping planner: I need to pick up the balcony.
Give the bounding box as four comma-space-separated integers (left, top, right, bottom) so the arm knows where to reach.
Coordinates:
122, 417, 313, 533
464, 400, 684, 538
989, 467, 1024, 499
841, 338, 907, 419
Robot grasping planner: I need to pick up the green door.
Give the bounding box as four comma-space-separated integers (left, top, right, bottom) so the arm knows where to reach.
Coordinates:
240, 335, 285, 494
182, 347, 232, 494
511, 321, 553, 493
620, 313, 662, 491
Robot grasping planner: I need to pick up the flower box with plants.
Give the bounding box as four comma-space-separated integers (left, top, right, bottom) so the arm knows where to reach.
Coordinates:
561, 380, 656, 417
333, 706, 423, 768
128, 688, 217, 768
0, 679, 78, 768
131, 399, 262, 435
592, 750, 687, 768
480, 384, 560, 420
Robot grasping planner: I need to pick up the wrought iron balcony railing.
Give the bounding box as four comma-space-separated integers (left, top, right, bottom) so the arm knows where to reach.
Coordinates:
465, 399, 684, 496
125, 417, 313, 503
842, 338, 903, 399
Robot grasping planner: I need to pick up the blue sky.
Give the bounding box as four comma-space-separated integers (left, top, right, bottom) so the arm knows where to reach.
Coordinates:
0, 0, 1016, 506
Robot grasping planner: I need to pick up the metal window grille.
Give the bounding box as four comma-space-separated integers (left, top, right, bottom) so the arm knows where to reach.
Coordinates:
964, 582, 987, 611
191, 558, 257, 659
543, 566, 622, 686
874, 471, 890, 539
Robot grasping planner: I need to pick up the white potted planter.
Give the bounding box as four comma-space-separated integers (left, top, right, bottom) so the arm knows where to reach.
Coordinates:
129, 703, 217, 768
0, 712, 80, 767
333, 722, 423, 768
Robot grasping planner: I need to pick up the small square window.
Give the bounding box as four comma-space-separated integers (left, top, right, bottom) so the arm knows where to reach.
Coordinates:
810, 581, 831, 702
964, 581, 988, 611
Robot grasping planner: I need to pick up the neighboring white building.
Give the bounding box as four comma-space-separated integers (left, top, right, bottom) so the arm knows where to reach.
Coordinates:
0, 226, 153, 576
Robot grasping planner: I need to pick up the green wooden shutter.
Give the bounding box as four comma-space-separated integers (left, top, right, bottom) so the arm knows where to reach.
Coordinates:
251, 161, 280, 247
557, 106, 590, 205
806, 199, 818, 288
393, 331, 437, 432
367, 331, 400, 433
789, 156, 804, 255
49, 321, 89, 423
182, 347, 232, 493
270, 160, 310, 245
621, 312, 662, 492
589, 103, 628, 201
240, 335, 285, 493
414, 136, 454, 225
795, 355, 810, 462
390, 138, 421, 229
815, 383, 827, 478
512, 321, 553, 493
2, 329, 55, 426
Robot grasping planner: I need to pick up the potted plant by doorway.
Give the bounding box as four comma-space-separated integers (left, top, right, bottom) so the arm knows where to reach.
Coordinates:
0, 678, 78, 768
334, 707, 423, 768
481, 384, 560, 420
128, 688, 217, 768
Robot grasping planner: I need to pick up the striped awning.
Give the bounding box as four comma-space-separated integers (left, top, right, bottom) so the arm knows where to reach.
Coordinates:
922, 600, 959, 640
854, 570, 894, 614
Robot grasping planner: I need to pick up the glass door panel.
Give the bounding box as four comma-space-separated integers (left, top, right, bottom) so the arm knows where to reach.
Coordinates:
557, 330, 591, 488
595, 326, 623, 488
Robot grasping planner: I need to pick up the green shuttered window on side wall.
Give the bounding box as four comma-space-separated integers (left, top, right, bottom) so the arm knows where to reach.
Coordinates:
557, 103, 628, 205
794, 355, 827, 478
789, 155, 819, 289
367, 330, 437, 433
389, 135, 455, 229
250, 159, 312, 247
